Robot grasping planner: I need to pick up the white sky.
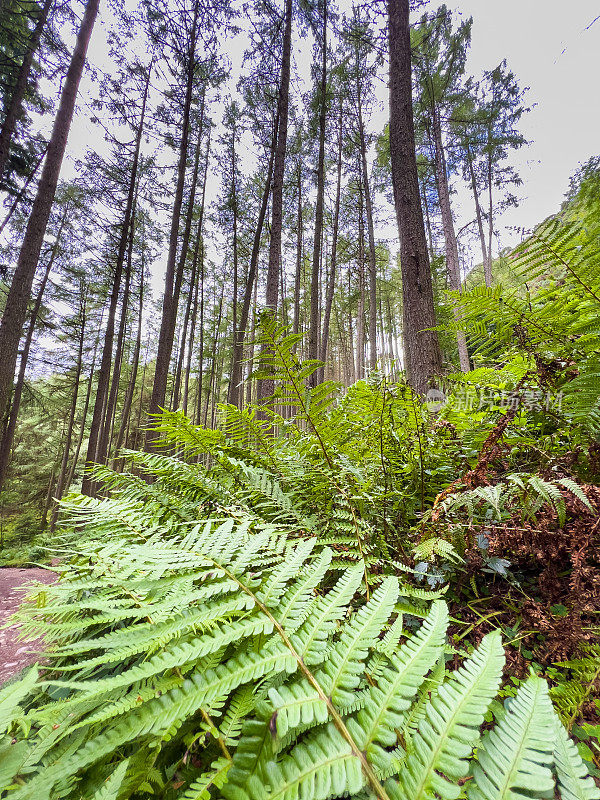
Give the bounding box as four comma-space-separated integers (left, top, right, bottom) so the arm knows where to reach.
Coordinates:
444, 0, 600, 251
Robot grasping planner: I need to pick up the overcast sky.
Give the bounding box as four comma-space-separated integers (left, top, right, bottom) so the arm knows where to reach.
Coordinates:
443, 0, 600, 248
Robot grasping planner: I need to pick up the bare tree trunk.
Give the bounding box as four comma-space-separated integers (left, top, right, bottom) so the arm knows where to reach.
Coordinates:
204, 283, 224, 427
355, 71, 378, 374
292, 166, 303, 340
63, 325, 101, 493
431, 106, 469, 372
147, 2, 200, 443
308, 0, 327, 384
227, 114, 277, 407
356, 168, 366, 381
195, 251, 206, 426
50, 290, 87, 530
97, 197, 136, 464
171, 111, 207, 408
0, 0, 99, 456
82, 64, 150, 494
319, 106, 342, 383
112, 271, 144, 468
420, 176, 434, 256
258, 0, 293, 403
465, 143, 490, 285
245, 278, 258, 407
182, 232, 201, 416
0, 0, 53, 184
387, 0, 442, 394
385, 295, 396, 379
486, 146, 494, 283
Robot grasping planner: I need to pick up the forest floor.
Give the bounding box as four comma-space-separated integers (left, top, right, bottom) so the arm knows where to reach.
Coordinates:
0, 567, 57, 686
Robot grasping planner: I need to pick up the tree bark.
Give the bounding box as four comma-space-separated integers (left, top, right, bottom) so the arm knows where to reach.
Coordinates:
431, 105, 470, 372
387, 0, 442, 394
319, 106, 342, 383
50, 290, 87, 530
0, 0, 53, 185
63, 324, 100, 493
171, 109, 206, 408
182, 223, 202, 416
96, 195, 136, 465
308, 0, 327, 384
257, 0, 293, 403
112, 270, 144, 469
356, 166, 366, 380
0, 0, 99, 451
486, 146, 494, 284
82, 64, 150, 494
292, 165, 303, 340
357, 95, 378, 374
147, 1, 200, 444
465, 143, 490, 285
227, 113, 277, 407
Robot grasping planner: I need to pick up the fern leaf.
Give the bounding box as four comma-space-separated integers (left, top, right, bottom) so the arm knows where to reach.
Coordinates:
0, 666, 38, 734
349, 600, 448, 775
467, 676, 556, 800
552, 713, 600, 800
388, 630, 505, 800
90, 759, 129, 800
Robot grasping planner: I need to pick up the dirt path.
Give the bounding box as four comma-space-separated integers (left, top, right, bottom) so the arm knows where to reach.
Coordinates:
0, 567, 57, 686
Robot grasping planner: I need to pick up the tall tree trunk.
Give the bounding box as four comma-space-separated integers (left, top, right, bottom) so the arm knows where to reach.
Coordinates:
0, 211, 64, 495
147, 2, 200, 443
96, 196, 136, 465
182, 224, 202, 416
319, 106, 342, 383
245, 278, 258, 408
204, 283, 224, 426
112, 271, 144, 468
81, 65, 150, 494
431, 106, 469, 372
292, 165, 302, 339
356, 69, 378, 374
387, 0, 442, 394
465, 143, 490, 285
257, 0, 293, 403
195, 250, 206, 426
356, 167, 366, 380
0, 0, 53, 185
50, 291, 87, 530
420, 176, 434, 256
486, 145, 494, 283
231, 117, 239, 345
171, 110, 207, 408
0, 0, 99, 457
227, 114, 277, 407
63, 324, 101, 493
308, 0, 327, 384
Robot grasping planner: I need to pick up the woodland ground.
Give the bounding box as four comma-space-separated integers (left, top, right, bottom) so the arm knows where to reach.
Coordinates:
0, 567, 56, 684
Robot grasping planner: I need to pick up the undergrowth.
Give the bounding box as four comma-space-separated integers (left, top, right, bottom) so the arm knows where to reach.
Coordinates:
1, 215, 600, 797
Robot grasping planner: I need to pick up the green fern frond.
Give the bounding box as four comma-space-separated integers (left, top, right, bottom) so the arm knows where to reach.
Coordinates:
467, 676, 556, 800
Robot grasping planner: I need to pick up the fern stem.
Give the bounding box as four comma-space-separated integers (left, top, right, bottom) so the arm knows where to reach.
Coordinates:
201, 554, 391, 800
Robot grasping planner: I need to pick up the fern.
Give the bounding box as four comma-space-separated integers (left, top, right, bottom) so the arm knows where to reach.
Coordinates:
0, 508, 593, 800
0, 321, 597, 799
